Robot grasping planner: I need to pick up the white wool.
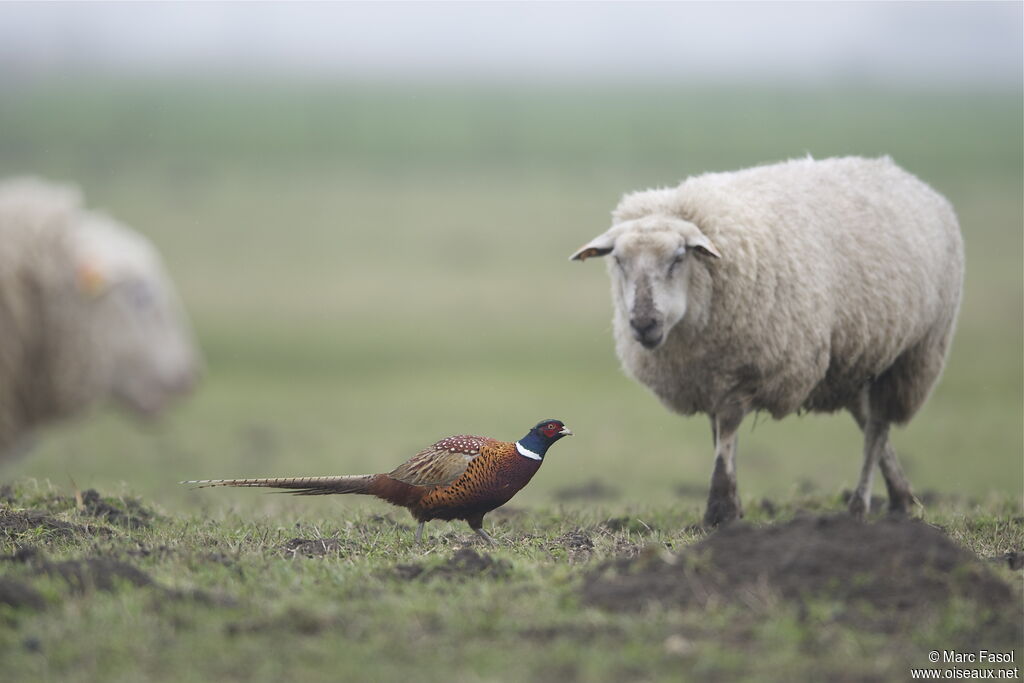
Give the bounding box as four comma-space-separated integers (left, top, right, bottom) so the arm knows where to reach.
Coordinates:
0, 177, 200, 457
571, 156, 964, 518
575, 156, 963, 422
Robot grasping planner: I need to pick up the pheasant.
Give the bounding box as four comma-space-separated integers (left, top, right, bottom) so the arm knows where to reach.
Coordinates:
182, 419, 572, 546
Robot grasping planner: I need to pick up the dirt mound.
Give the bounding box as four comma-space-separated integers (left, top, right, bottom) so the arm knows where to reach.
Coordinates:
0, 509, 92, 540
77, 489, 154, 529
395, 547, 512, 581
583, 515, 1020, 628
0, 488, 155, 542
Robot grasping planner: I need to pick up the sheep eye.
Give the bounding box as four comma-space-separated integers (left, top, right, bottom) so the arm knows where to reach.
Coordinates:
613, 256, 625, 270
668, 253, 685, 275
122, 280, 155, 310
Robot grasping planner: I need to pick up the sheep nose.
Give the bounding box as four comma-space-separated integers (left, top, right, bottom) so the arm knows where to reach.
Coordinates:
630, 316, 664, 348
630, 316, 659, 336
168, 364, 200, 396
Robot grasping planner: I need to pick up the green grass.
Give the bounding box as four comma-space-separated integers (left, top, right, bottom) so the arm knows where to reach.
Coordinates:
0, 79, 1021, 680
0, 484, 1020, 683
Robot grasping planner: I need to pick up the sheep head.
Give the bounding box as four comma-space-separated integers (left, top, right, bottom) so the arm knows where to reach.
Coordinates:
70, 213, 201, 417
570, 216, 720, 349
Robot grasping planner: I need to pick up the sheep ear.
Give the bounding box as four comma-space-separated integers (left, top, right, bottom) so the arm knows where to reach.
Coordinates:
688, 234, 722, 259
569, 227, 621, 262
75, 260, 109, 297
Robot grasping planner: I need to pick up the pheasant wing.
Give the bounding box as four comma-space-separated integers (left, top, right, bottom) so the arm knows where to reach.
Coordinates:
387, 435, 494, 488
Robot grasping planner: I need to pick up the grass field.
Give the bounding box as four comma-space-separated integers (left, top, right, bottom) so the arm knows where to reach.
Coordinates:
0, 80, 1021, 681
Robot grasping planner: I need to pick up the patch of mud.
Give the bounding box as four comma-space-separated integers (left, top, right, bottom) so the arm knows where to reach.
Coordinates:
552, 479, 620, 502
76, 489, 154, 529
0, 488, 155, 540
0, 509, 96, 540
281, 537, 348, 559
0, 577, 46, 610
395, 547, 512, 582
39, 557, 153, 594
582, 515, 1021, 633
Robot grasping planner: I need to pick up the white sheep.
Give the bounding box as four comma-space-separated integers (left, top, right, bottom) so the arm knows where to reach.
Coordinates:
570, 156, 963, 524
0, 177, 200, 458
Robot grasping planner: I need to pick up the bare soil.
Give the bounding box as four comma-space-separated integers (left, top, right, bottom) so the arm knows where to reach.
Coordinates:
583, 514, 1021, 639
0, 509, 92, 540
0, 488, 155, 543
77, 489, 154, 529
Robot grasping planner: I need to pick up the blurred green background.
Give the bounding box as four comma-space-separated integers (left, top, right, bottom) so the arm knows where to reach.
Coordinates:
1, 79, 1021, 515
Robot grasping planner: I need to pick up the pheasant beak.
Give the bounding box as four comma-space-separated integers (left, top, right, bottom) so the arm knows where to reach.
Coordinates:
559, 427, 573, 437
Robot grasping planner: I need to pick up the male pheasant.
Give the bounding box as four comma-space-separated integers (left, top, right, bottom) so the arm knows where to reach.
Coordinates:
182, 419, 572, 546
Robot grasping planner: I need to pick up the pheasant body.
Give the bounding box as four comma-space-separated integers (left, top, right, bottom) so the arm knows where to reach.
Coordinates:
412, 438, 541, 524
183, 419, 572, 545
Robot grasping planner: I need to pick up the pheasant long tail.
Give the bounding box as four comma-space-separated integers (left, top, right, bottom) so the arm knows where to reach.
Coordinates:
180, 475, 377, 496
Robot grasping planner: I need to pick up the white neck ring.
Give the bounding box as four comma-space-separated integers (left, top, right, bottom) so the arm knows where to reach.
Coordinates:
515, 442, 542, 461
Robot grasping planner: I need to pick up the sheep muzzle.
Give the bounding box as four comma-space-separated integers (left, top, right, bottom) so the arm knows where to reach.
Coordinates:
629, 275, 665, 348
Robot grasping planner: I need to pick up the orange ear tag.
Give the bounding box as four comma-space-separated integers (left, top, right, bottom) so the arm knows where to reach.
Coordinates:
76, 262, 107, 297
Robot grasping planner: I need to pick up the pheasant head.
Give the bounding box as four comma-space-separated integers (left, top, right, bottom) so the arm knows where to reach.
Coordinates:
515, 419, 572, 461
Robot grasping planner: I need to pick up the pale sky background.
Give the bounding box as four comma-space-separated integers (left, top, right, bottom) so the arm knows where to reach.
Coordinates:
0, 2, 1020, 88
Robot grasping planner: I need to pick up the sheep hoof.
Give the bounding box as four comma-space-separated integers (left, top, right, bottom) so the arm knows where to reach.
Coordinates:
703, 496, 743, 527
847, 495, 870, 520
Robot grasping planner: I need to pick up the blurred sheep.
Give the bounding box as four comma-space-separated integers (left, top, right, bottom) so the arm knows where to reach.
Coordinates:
570, 156, 963, 524
0, 177, 200, 458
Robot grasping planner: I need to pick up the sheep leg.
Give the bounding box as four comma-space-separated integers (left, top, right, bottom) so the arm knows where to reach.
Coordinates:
703, 409, 745, 526
849, 417, 885, 519
877, 448, 916, 515
848, 396, 916, 515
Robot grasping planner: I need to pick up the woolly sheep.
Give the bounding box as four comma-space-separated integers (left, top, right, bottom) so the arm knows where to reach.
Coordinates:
0, 177, 200, 459
570, 156, 963, 525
